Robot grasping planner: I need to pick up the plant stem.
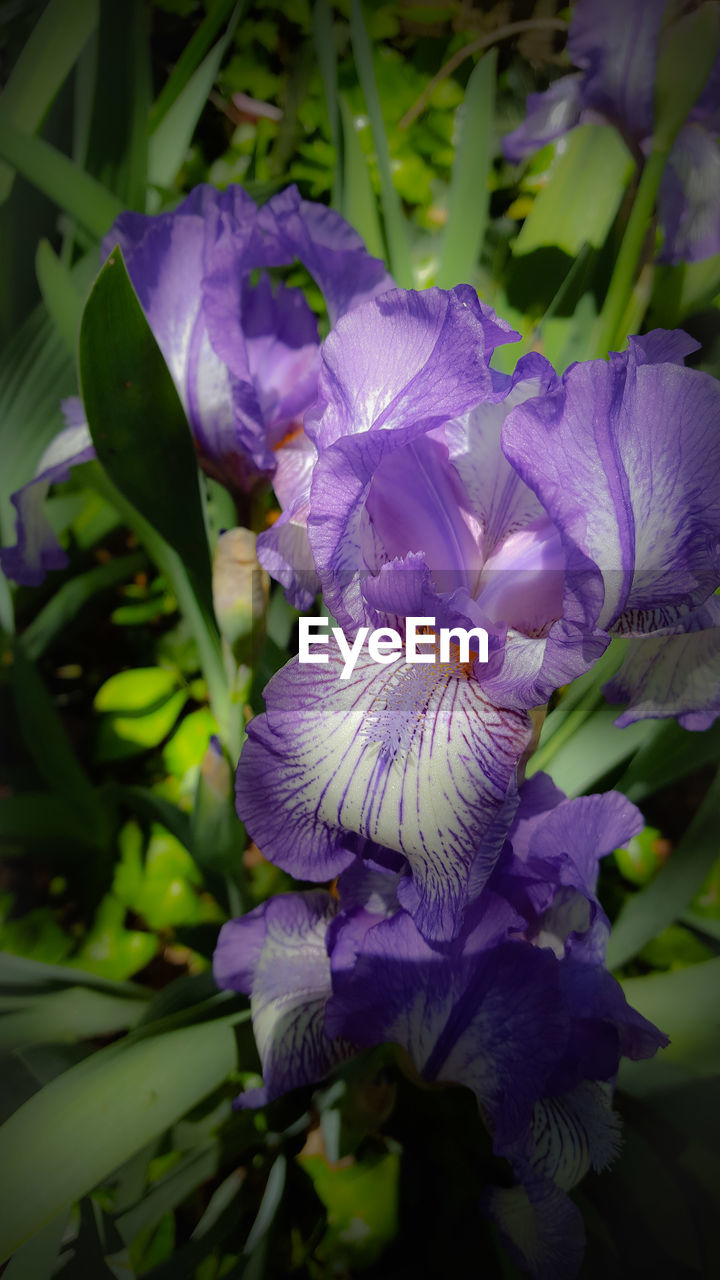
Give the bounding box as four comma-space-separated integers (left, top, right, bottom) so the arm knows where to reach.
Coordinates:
590, 148, 669, 358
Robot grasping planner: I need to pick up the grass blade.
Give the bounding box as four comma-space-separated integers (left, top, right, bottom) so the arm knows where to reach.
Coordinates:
349, 0, 412, 286
0, 1018, 238, 1262
34, 240, 84, 355
436, 50, 496, 288
313, 0, 343, 209
22, 552, 146, 660
84, 0, 150, 209
148, 2, 246, 195
0, 122, 123, 241
0, 0, 99, 202
149, 0, 239, 132
338, 94, 385, 258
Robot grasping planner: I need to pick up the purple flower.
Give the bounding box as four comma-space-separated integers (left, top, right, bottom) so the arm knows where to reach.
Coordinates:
214, 777, 667, 1279
237, 298, 720, 936
503, 0, 720, 263
1, 184, 391, 586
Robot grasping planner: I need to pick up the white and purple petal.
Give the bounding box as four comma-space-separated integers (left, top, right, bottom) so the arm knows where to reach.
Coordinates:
235, 648, 532, 941
0, 403, 95, 586
604, 596, 720, 729
214, 891, 351, 1106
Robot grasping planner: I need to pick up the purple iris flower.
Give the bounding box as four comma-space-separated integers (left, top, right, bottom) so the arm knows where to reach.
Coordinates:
236, 291, 720, 939
214, 777, 667, 1280
503, 0, 720, 263
0, 184, 391, 586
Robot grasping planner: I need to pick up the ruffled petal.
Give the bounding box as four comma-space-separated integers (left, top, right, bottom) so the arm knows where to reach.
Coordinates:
0, 404, 95, 585
604, 596, 720, 729
502, 341, 720, 635
261, 185, 394, 324
235, 648, 531, 941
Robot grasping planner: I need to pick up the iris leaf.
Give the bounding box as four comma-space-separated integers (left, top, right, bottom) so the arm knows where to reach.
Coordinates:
512, 124, 633, 258
34, 240, 85, 356
349, 0, 413, 286
313, 0, 343, 209
436, 51, 496, 288
0, 122, 123, 241
0, 0, 99, 203
0, 1018, 238, 1263
608, 769, 720, 969
78, 249, 213, 619
23, 552, 146, 660
149, 0, 239, 133
84, 0, 150, 210
339, 94, 385, 259
147, 2, 247, 196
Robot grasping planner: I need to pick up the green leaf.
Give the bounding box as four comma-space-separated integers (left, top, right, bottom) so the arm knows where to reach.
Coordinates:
607, 769, 720, 969
9, 640, 107, 840
528, 702, 657, 795
150, 0, 240, 132
23, 552, 146, 661
94, 668, 180, 715
435, 51, 496, 288
116, 1143, 219, 1244
78, 250, 214, 619
0, 1018, 238, 1262
616, 718, 720, 803
84, 0, 150, 209
512, 125, 633, 258
147, 2, 247, 195
313, 0, 343, 207
34, 240, 85, 355
95, 691, 188, 761
0, 986, 147, 1053
0, 0, 99, 202
0, 951, 150, 1001
339, 94, 384, 259
620, 957, 720, 1082
0, 792, 101, 857
0, 305, 75, 548
1, 1210, 69, 1280
0, 121, 123, 241
349, 0, 413, 286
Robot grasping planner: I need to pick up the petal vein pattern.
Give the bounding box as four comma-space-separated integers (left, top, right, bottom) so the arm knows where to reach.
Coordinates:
236, 649, 532, 940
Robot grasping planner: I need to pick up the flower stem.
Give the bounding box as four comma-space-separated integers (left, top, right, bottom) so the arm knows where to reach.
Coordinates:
590, 147, 669, 358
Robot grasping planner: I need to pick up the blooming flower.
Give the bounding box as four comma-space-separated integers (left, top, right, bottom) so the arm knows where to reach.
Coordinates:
0, 184, 391, 586
237, 291, 720, 938
503, 0, 720, 263
214, 777, 667, 1279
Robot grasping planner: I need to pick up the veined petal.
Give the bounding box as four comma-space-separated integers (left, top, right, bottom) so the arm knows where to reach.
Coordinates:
214, 891, 350, 1106
0, 408, 95, 585
306, 285, 518, 451
485, 1179, 585, 1280
658, 123, 720, 264
502, 343, 720, 634
235, 649, 532, 941
604, 597, 720, 729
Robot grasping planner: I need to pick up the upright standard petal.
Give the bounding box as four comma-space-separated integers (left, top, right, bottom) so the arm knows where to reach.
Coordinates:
502, 338, 720, 636
235, 648, 532, 941
260, 185, 394, 324
0, 403, 95, 585
567, 0, 662, 142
